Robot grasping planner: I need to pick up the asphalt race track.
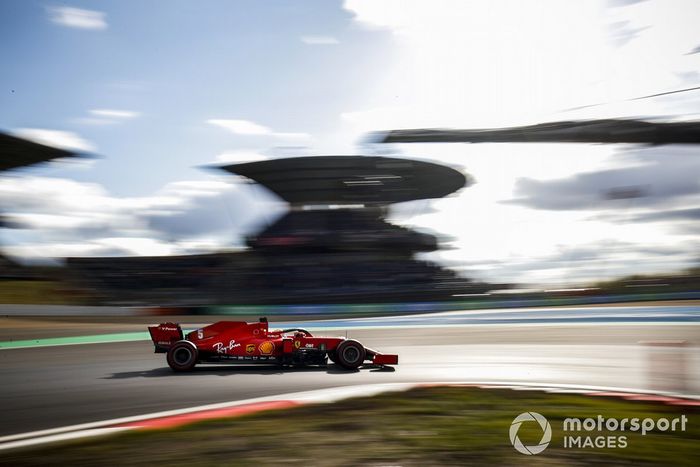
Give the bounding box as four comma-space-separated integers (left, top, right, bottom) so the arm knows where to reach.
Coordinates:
1, 304, 699, 438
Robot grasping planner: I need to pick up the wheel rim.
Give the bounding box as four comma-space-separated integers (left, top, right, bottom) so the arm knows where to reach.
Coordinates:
342, 346, 360, 363
174, 347, 192, 365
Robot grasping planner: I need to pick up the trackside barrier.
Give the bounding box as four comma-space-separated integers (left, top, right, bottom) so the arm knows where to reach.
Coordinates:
205, 291, 700, 316
0, 291, 698, 316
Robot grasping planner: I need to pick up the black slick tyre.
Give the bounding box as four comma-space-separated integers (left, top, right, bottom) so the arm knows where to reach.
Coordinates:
334, 339, 366, 370
167, 340, 198, 372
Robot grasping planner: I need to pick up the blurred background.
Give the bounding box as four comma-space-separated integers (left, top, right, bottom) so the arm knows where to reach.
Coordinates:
1, 1, 699, 461
1, 0, 699, 308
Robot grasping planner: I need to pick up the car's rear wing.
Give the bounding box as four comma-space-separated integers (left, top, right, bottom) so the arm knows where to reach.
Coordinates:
148, 322, 184, 353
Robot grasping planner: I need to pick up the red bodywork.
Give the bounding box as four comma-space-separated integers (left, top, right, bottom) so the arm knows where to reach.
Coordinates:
148, 318, 398, 371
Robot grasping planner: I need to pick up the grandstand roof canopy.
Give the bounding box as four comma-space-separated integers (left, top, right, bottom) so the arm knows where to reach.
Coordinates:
378, 119, 700, 145
219, 155, 468, 205
0, 132, 78, 171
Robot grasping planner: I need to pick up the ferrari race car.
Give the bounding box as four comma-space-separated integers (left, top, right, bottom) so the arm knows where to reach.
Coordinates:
148, 318, 398, 371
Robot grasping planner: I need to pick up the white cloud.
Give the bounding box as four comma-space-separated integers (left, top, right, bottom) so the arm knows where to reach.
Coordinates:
270, 132, 312, 141
343, 0, 412, 32
335, 0, 700, 284
208, 119, 271, 135
74, 109, 140, 126
341, 106, 413, 133
48, 6, 107, 30
0, 177, 146, 232
157, 180, 233, 199
207, 119, 311, 141
342, 0, 700, 129
384, 142, 700, 285
342, 0, 615, 128
301, 35, 340, 45
12, 128, 95, 152
89, 109, 140, 119
0, 176, 281, 263
94, 237, 176, 256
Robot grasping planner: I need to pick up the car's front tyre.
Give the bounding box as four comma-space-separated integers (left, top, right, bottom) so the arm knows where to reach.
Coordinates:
334, 340, 366, 370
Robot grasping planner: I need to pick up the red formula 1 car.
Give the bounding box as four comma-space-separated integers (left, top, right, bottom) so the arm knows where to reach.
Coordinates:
148, 318, 398, 371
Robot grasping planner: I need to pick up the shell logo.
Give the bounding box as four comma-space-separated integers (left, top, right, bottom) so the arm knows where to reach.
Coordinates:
258, 341, 275, 355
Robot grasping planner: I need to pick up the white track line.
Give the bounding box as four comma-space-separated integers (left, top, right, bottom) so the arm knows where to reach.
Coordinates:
0, 383, 415, 445
0, 428, 132, 451
1, 381, 697, 451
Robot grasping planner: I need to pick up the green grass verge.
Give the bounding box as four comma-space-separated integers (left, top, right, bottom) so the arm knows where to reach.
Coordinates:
2, 387, 698, 466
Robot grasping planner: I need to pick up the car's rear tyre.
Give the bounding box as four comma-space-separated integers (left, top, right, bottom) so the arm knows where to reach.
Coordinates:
334, 340, 366, 370
167, 340, 198, 372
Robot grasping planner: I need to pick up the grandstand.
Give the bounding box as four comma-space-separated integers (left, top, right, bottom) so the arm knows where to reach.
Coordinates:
68, 155, 492, 305
0, 131, 79, 279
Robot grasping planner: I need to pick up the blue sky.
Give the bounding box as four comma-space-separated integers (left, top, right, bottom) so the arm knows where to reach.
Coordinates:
1, 0, 700, 285
1, 0, 390, 194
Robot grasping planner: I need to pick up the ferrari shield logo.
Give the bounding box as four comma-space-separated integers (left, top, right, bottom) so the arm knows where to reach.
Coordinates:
246, 344, 255, 354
